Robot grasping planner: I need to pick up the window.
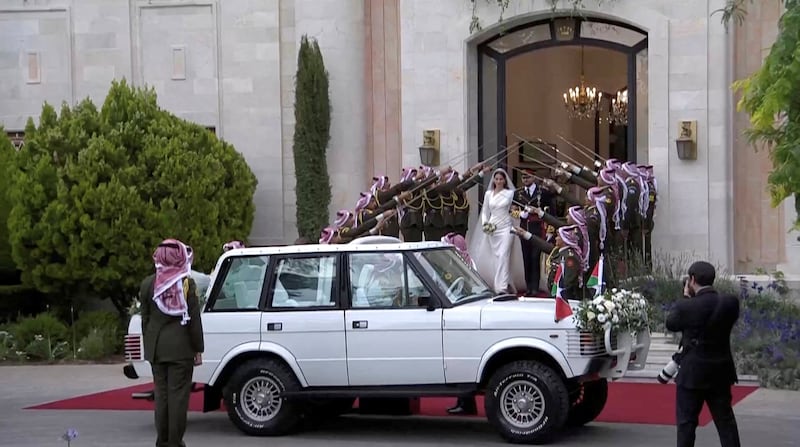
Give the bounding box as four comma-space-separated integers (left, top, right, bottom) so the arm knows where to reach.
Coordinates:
349, 252, 431, 309
208, 256, 269, 311
412, 248, 492, 304
268, 255, 337, 309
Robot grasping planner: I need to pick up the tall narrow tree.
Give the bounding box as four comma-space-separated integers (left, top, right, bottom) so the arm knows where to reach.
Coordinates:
292, 35, 332, 241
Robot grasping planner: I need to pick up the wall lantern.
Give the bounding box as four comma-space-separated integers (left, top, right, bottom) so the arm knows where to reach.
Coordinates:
675, 120, 697, 160
419, 129, 440, 166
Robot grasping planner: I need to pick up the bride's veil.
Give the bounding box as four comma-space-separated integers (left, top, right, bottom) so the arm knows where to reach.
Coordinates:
466, 166, 527, 293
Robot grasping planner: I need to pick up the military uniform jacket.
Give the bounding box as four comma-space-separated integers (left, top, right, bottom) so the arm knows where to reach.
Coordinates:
514, 184, 554, 237
546, 247, 582, 299
644, 182, 657, 232
139, 274, 204, 363
423, 177, 460, 230
623, 178, 641, 230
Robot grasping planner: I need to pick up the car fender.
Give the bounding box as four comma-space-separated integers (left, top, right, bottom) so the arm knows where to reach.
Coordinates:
208, 341, 309, 388
476, 337, 574, 382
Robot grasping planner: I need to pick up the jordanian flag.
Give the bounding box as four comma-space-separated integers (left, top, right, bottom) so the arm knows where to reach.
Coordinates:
551, 260, 574, 322
586, 254, 605, 298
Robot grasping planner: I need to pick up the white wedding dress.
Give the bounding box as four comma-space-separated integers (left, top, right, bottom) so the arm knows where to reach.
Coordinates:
467, 171, 526, 293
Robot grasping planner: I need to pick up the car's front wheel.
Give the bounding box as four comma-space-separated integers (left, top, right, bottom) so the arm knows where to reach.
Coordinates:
566, 378, 608, 427
224, 358, 302, 436
485, 360, 569, 444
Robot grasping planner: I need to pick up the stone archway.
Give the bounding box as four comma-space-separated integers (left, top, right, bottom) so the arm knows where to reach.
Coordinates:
474, 15, 648, 180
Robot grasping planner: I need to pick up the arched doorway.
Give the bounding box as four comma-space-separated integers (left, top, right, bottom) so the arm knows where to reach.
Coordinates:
477, 16, 648, 185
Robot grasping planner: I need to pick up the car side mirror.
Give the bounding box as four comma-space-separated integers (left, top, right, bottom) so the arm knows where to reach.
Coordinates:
417, 296, 436, 311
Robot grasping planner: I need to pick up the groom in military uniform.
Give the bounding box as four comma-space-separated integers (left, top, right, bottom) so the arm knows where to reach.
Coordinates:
514, 169, 555, 295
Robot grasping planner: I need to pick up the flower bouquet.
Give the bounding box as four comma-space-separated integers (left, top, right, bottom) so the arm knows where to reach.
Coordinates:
482, 222, 496, 234
574, 288, 650, 336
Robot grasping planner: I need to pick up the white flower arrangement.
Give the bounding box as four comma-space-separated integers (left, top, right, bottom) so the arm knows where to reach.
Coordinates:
574, 288, 650, 335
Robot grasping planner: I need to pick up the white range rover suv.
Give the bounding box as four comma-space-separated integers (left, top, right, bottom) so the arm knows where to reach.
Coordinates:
123, 236, 650, 444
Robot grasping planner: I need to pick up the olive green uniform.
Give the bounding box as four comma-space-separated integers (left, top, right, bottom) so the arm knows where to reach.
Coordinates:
545, 247, 583, 299
139, 274, 204, 447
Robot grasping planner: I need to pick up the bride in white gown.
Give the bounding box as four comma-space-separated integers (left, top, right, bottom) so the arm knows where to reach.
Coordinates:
467, 168, 525, 293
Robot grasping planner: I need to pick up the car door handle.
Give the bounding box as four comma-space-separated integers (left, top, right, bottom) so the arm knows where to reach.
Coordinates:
266, 322, 282, 331
352, 320, 368, 329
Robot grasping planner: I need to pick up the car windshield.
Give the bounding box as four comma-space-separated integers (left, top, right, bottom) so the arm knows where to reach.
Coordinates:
412, 248, 492, 305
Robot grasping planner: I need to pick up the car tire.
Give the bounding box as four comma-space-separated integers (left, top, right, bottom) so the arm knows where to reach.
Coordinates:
566, 379, 608, 427
224, 358, 302, 436
485, 360, 569, 444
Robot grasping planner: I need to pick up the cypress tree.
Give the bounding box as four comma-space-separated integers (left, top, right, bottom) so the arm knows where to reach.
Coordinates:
292, 35, 332, 241
0, 129, 15, 278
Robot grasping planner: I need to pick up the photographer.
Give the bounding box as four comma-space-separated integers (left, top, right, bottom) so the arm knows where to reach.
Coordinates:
666, 261, 741, 447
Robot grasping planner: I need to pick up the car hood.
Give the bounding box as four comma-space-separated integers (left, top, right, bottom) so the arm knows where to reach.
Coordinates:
479, 297, 579, 330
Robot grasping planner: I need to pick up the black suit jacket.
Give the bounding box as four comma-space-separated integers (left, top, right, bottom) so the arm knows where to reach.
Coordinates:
665, 288, 739, 389
140, 274, 205, 363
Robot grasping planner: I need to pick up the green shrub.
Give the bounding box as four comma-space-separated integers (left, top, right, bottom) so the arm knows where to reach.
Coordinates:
6, 80, 258, 313
77, 328, 116, 360
74, 310, 122, 355
9, 312, 68, 348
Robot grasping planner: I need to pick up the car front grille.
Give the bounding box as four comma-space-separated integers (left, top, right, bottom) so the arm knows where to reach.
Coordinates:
567, 331, 617, 356
124, 334, 142, 361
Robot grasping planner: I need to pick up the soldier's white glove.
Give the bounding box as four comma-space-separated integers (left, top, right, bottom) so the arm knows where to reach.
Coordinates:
524, 206, 533, 213
520, 211, 529, 219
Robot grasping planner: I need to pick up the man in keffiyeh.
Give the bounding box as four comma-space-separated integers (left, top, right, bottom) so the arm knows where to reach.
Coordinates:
139, 238, 205, 447
222, 240, 245, 252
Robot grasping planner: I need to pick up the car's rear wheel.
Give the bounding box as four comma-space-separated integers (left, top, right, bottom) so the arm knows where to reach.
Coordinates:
485, 360, 569, 444
566, 379, 608, 427
224, 358, 302, 436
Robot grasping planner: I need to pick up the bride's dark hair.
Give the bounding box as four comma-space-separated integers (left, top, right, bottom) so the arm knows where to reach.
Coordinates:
490, 168, 513, 191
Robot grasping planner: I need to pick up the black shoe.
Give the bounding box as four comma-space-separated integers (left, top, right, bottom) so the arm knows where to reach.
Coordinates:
447, 405, 477, 416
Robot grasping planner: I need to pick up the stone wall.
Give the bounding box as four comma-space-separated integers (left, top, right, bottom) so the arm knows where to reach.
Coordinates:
732, 0, 794, 275
0, 0, 372, 245
399, 0, 735, 270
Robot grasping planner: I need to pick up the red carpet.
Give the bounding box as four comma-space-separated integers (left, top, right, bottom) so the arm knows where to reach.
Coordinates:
26, 381, 756, 426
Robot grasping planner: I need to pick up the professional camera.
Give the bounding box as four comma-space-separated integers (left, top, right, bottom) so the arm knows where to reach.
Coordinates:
657, 348, 682, 384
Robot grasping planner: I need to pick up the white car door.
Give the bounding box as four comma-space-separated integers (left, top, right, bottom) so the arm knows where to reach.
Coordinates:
196, 256, 266, 384
260, 253, 348, 387
344, 252, 445, 386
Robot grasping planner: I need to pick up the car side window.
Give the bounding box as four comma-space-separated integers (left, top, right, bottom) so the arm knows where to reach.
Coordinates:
208, 256, 269, 311
267, 255, 337, 309
349, 253, 431, 309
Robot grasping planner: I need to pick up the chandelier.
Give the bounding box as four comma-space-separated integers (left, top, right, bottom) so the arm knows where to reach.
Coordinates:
563, 46, 601, 120
609, 88, 629, 125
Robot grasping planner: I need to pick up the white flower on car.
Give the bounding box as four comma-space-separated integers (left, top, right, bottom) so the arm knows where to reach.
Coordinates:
587, 311, 596, 321
596, 303, 605, 312
597, 313, 608, 323
612, 315, 620, 324
604, 300, 615, 311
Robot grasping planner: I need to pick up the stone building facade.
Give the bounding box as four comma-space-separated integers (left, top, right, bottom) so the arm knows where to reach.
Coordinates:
0, 0, 794, 275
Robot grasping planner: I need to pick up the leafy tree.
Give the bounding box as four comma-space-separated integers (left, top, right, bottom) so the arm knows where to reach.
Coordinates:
293, 35, 332, 241
0, 129, 15, 278
733, 1, 800, 229
7, 80, 257, 312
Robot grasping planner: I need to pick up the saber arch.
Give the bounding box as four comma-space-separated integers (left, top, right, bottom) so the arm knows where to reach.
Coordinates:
0, 0, 794, 277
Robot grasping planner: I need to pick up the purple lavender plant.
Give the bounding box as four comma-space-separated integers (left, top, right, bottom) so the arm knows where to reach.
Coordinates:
61, 428, 78, 446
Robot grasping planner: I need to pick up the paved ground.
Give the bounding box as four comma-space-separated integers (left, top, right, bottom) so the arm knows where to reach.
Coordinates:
2, 364, 799, 447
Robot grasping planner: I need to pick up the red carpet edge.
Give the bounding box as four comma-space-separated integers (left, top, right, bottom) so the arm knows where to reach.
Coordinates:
25, 381, 756, 427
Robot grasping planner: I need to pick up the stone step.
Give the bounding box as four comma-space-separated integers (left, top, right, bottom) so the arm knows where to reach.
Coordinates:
624, 369, 760, 384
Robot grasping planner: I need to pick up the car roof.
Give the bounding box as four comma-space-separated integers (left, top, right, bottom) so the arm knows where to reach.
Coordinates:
222, 240, 452, 259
